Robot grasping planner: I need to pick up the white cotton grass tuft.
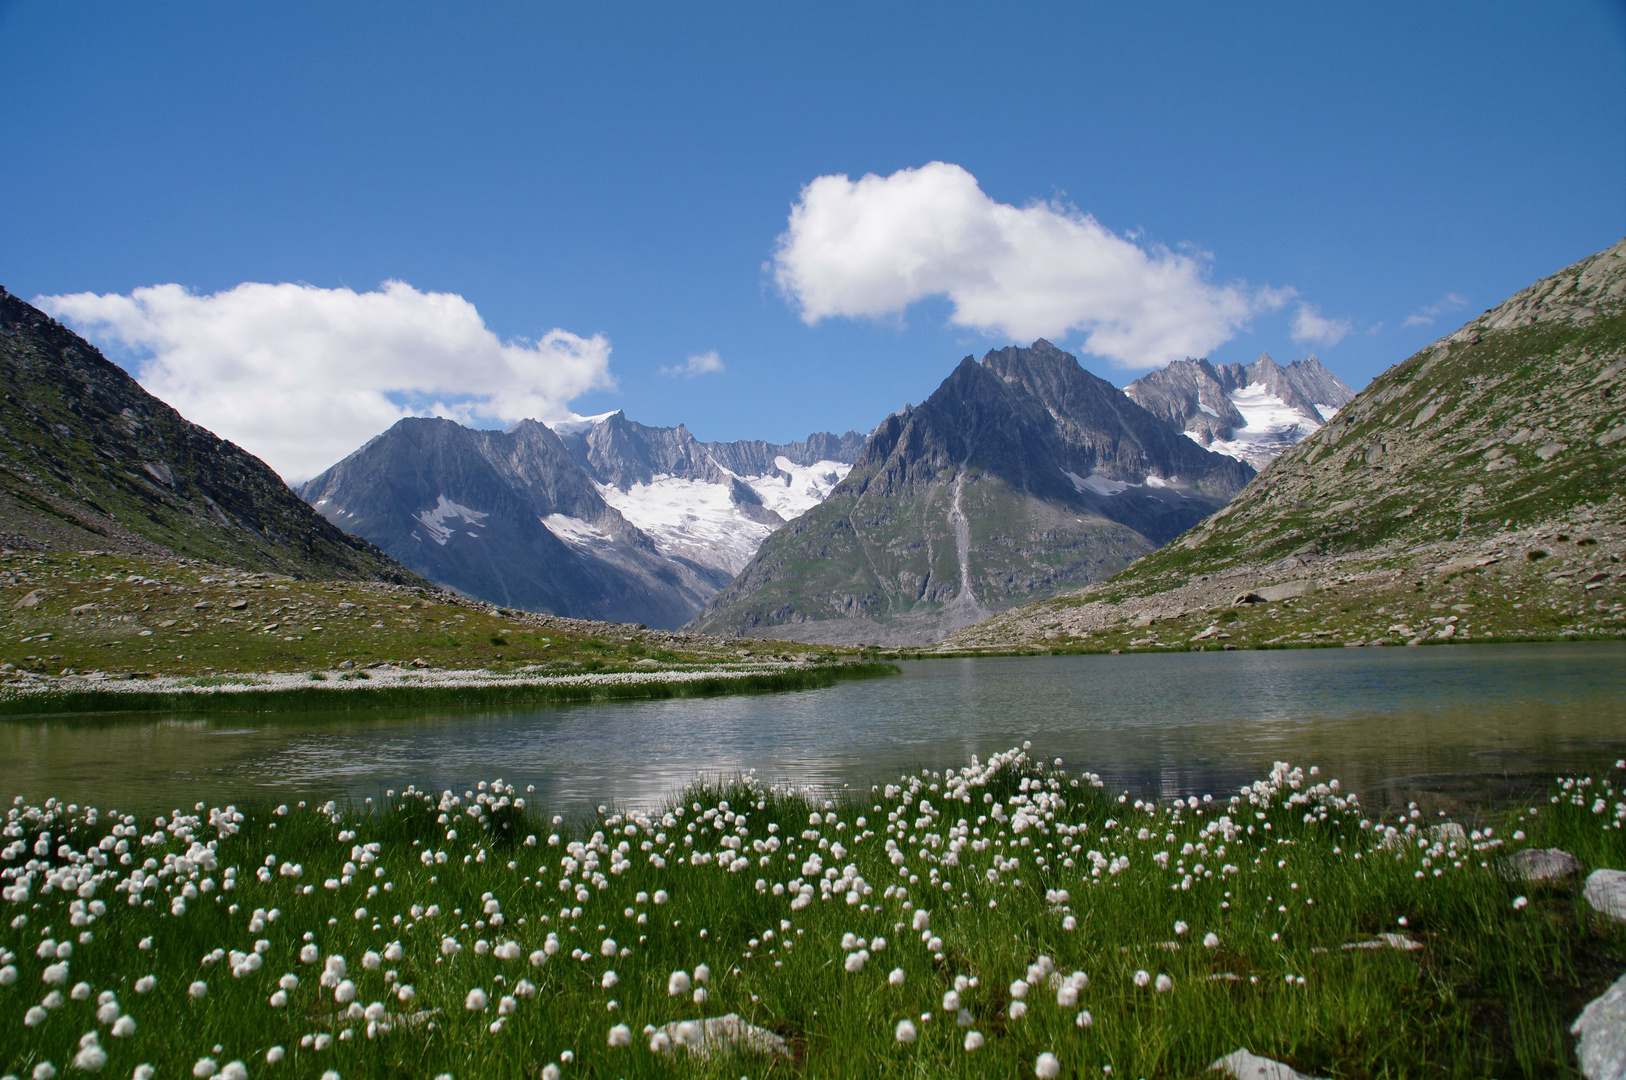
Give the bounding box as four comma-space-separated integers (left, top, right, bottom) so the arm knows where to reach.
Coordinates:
193, 1059, 218, 1079
112, 1015, 137, 1037
942, 990, 960, 1011
1203, 932, 1221, 949
1009, 979, 1029, 999
189, 981, 208, 999
134, 975, 156, 994
133, 1068, 154, 1080
1076, 1009, 1093, 1028
32, 1064, 57, 1080
888, 968, 905, 986
1133, 970, 1151, 988
694, 964, 711, 984
465, 988, 489, 1011
1174, 920, 1189, 936
601, 970, 620, 990
1513, 896, 1529, 910
72, 1038, 107, 1072
219, 1063, 247, 1080
1155, 974, 1173, 993
895, 1019, 918, 1043
267, 1046, 285, 1064
607, 1023, 632, 1047
668, 971, 691, 996
541, 1067, 561, 1080
1035, 1051, 1061, 1078
1009, 1001, 1028, 1020
964, 1030, 984, 1051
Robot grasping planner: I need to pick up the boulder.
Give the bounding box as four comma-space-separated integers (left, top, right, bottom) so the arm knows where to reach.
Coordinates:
14, 588, 44, 609
1233, 580, 1317, 605
1571, 972, 1626, 1080
1584, 870, 1626, 921
1210, 1048, 1326, 1080
1503, 848, 1581, 883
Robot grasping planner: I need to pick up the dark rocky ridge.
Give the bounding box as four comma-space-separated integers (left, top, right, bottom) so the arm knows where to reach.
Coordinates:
952, 238, 1626, 651
0, 287, 417, 584
299, 414, 864, 627
688, 340, 1255, 645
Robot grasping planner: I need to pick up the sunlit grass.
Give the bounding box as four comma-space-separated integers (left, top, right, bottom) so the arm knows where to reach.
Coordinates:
2, 749, 1623, 1078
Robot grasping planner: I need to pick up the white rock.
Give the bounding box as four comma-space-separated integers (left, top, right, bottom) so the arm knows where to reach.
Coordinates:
1504, 848, 1581, 883
1210, 1048, 1326, 1080
1584, 870, 1626, 922
653, 1014, 789, 1060
1571, 972, 1626, 1080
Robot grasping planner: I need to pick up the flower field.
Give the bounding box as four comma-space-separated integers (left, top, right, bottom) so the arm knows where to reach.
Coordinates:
2, 747, 1623, 1078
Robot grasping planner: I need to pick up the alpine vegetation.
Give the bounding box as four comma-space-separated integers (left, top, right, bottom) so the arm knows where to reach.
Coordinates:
2, 749, 1622, 1076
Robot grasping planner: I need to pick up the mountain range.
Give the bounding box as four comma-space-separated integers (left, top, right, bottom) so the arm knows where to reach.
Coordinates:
950, 238, 1626, 652
0, 287, 414, 585
689, 340, 1256, 645
1124, 353, 1356, 471
298, 413, 861, 628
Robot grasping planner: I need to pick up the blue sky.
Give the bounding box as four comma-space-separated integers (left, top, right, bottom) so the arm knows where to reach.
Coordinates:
2, 2, 1622, 479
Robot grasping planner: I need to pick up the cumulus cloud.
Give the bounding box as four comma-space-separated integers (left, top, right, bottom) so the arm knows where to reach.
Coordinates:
1402, 292, 1469, 328
661, 350, 725, 378
1290, 302, 1352, 348
39, 281, 613, 483
771, 161, 1288, 368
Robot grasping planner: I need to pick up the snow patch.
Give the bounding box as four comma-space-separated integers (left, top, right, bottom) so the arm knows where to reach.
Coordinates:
415, 496, 489, 547
748, 458, 852, 520
543, 411, 620, 437
542, 514, 611, 548
1065, 470, 1140, 497
1197, 403, 1221, 418
598, 477, 774, 577
1314, 404, 1340, 421
1198, 385, 1324, 471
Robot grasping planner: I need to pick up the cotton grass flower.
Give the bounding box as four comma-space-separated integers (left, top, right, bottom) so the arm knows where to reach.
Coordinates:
188, 981, 208, 999
1009, 1001, 1028, 1019
942, 990, 960, 1011
465, 988, 488, 1011
1009, 979, 1028, 999
888, 968, 905, 986
964, 1030, 984, 1051
1513, 896, 1529, 910
133, 1067, 154, 1080
266, 1048, 284, 1064
667, 970, 691, 996
1203, 932, 1220, 949
134, 975, 156, 994
607, 1023, 632, 1047
32, 1064, 56, 1080
1035, 1051, 1061, 1078
1076, 1010, 1093, 1028
25, 1006, 48, 1027
112, 1016, 136, 1037
1133, 970, 1151, 988
895, 1019, 918, 1043
218, 1063, 247, 1080
1155, 974, 1173, 993
193, 1059, 217, 1079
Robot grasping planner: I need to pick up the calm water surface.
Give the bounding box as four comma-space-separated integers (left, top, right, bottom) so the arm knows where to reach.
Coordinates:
2, 642, 1622, 817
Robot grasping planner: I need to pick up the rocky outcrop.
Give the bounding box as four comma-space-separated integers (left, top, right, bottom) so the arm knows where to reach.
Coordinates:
0, 287, 416, 584
689, 340, 1254, 645
1585, 869, 1626, 921
1210, 1048, 1326, 1080
1572, 972, 1626, 1080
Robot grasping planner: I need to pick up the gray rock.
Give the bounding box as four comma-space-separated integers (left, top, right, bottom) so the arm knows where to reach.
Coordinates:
1210, 1048, 1326, 1080
1235, 579, 1317, 605
1503, 847, 1581, 883
1584, 870, 1626, 921
1571, 972, 1626, 1080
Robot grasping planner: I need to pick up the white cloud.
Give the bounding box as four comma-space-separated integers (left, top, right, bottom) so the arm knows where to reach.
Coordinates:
1290, 302, 1352, 348
39, 280, 614, 483
661, 350, 725, 378
771, 161, 1288, 368
1402, 292, 1469, 328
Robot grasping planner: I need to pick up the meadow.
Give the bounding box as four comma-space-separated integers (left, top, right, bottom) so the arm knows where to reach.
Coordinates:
2, 746, 1623, 1079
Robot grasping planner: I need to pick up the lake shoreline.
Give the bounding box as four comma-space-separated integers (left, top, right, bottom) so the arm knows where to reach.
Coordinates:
0, 660, 898, 719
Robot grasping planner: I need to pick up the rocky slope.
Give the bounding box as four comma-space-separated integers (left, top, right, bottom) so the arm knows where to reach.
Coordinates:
1125, 352, 1356, 470
0, 287, 416, 584
300, 414, 861, 628
948, 240, 1626, 653
688, 340, 1255, 645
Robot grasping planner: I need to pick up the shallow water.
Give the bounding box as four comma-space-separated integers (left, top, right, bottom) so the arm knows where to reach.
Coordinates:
2, 642, 1622, 816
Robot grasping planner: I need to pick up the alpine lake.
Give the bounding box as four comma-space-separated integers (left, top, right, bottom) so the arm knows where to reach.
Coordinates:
5, 640, 1623, 817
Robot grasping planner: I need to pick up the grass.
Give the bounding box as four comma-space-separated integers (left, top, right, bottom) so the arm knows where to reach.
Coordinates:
0, 663, 898, 719
2, 748, 1623, 1077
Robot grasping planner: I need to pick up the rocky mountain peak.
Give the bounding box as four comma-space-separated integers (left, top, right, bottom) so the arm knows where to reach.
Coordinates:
1456, 237, 1626, 336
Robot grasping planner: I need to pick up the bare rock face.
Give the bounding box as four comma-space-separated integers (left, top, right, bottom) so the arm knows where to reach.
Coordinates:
1210, 1048, 1326, 1080
654, 1014, 790, 1059
1571, 972, 1626, 1080
1503, 847, 1581, 883
1584, 869, 1626, 921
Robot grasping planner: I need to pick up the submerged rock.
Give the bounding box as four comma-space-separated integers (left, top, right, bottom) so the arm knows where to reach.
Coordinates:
1503, 847, 1581, 883
1584, 870, 1626, 921
655, 1014, 790, 1059
1210, 1048, 1327, 1080
1571, 972, 1626, 1080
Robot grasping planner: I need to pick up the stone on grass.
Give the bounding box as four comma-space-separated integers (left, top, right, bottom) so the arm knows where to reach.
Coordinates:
1571, 972, 1626, 1080
1584, 870, 1626, 922
654, 1014, 789, 1060
1503, 848, 1581, 883
1210, 1048, 1326, 1080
